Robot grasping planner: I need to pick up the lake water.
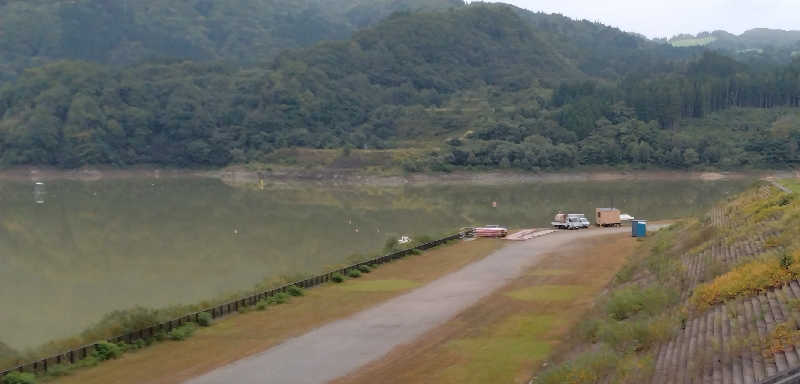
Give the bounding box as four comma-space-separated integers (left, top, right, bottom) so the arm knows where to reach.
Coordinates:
0, 177, 753, 352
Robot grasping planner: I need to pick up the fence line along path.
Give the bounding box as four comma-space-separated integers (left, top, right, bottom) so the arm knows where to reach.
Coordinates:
0, 232, 466, 378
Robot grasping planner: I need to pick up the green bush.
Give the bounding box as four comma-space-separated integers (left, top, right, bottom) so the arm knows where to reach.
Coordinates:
287, 286, 305, 297
781, 249, 793, 270
347, 269, 362, 278
74, 356, 100, 369
47, 363, 70, 377
256, 301, 268, 310
267, 292, 290, 305
237, 305, 251, 314
167, 323, 197, 341
357, 265, 372, 273
153, 331, 167, 342
115, 342, 130, 353
81, 306, 163, 342
535, 346, 619, 384
2, 372, 37, 384
605, 286, 674, 321
613, 263, 636, 284
576, 317, 601, 343
331, 273, 345, 283
92, 341, 121, 361
197, 312, 213, 327
596, 315, 675, 353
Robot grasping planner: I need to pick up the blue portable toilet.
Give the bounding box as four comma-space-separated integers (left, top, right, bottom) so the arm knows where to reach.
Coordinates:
632, 220, 647, 238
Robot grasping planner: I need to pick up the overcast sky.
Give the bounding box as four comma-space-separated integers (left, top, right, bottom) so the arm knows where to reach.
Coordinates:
485, 0, 800, 38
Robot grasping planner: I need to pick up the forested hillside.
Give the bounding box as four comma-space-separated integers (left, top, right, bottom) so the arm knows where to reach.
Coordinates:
0, 2, 799, 170
0, 0, 462, 82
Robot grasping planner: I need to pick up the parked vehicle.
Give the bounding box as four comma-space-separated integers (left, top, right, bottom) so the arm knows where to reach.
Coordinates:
596, 208, 622, 227
552, 213, 590, 230
474, 225, 508, 238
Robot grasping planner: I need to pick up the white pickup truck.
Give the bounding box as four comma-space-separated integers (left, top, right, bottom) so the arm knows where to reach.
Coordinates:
552, 213, 590, 230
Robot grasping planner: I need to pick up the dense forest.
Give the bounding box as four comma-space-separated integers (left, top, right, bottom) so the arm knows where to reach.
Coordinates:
0, 0, 462, 82
0, 2, 799, 170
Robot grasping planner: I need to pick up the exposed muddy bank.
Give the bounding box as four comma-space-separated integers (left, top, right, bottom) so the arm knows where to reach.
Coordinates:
0, 165, 792, 186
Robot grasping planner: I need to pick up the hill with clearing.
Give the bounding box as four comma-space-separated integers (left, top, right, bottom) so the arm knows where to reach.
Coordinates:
0, 2, 798, 172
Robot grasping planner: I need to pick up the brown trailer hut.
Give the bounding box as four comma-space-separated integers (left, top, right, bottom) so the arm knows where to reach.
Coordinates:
596, 208, 621, 227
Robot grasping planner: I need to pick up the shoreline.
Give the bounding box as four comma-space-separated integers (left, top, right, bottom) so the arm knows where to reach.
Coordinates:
0, 166, 791, 186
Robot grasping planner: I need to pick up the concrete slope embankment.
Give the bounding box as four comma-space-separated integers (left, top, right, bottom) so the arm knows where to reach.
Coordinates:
186, 228, 646, 384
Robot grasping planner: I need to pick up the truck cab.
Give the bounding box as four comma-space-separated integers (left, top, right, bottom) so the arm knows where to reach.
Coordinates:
552, 213, 590, 230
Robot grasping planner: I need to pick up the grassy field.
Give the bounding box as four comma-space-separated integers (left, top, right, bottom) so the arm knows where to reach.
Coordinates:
333, 233, 637, 384
780, 177, 800, 193
669, 36, 716, 47
51, 239, 504, 384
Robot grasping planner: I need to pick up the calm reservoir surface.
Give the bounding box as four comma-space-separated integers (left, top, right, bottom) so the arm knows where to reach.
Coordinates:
0, 177, 752, 351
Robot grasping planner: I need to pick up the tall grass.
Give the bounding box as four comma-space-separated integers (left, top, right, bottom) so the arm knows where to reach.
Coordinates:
691, 251, 798, 311
546, 221, 688, 381
534, 346, 619, 384
605, 286, 677, 321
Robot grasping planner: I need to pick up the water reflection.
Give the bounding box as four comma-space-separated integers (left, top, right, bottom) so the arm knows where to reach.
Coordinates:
33, 182, 45, 204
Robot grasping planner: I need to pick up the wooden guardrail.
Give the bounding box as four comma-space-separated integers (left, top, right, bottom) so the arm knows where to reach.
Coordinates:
0, 232, 467, 378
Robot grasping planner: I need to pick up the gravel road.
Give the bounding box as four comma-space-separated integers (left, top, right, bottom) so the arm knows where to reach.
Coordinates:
186, 227, 654, 384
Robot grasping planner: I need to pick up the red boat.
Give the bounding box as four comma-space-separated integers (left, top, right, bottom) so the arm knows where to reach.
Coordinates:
473, 225, 508, 238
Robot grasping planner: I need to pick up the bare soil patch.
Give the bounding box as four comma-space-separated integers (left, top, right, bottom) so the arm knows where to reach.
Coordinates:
0, 164, 783, 186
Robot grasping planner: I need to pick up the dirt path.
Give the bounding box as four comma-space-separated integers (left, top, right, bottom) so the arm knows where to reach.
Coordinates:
186, 228, 640, 384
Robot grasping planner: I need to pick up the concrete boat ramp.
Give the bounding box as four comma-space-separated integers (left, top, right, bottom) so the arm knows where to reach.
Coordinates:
504, 228, 558, 241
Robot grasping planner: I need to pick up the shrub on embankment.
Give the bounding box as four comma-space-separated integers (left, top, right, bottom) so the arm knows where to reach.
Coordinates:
690, 251, 798, 311
331, 273, 346, 283
1, 372, 36, 384
689, 183, 800, 312
167, 324, 198, 341
92, 342, 121, 361
536, 181, 800, 383
536, 223, 688, 383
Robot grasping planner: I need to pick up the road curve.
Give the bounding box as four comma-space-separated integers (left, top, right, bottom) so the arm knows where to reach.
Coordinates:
186, 227, 650, 384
